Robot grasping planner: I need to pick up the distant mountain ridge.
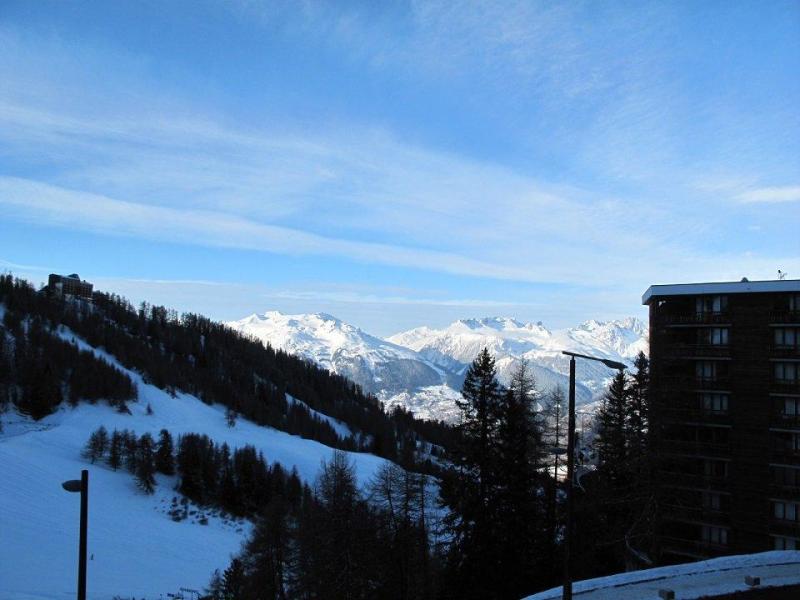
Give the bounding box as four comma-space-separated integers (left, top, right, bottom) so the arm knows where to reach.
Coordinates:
228, 311, 648, 422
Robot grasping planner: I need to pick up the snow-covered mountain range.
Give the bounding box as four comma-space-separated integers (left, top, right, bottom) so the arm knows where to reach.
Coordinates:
228, 312, 648, 422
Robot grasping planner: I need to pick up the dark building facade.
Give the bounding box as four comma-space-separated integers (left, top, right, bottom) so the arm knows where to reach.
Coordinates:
47, 273, 93, 299
644, 279, 800, 563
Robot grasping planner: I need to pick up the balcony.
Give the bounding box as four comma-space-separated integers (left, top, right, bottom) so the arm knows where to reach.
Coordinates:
770, 310, 800, 325
659, 536, 730, 559
657, 375, 731, 392
771, 438, 800, 461
662, 344, 731, 359
696, 376, 731, 390
657, 312, 731, 327
659, 472, 730, 491
661, 406, 730, 425
772, 379, 800, 394
773, 412, 800, 427
772, 344, 800, 359
770, 519, 800, 538
660, 440, 731, 459
662, 504, 731, 526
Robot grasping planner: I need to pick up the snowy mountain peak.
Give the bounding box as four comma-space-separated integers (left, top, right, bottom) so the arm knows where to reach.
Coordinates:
226, 311, 446, 397
456, 316, 523, 330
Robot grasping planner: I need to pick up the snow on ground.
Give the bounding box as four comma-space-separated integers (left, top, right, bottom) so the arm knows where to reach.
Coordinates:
380, 384, 464, 422
524, 551, 800, 600
0, 331, 394, 599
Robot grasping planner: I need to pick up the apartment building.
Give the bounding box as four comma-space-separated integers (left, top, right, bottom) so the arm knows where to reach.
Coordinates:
643, 279, 800, 562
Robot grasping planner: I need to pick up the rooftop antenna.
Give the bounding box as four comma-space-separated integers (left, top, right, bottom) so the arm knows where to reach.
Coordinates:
778, 269, 787, 281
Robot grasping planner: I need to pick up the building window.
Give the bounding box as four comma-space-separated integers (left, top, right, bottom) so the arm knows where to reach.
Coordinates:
710, 328, 729, 345
701, 525, 728, 545
771, 465, 800, 487
772, 500, 800, 522
790, 294, 800, 312
784, 398, 800, 417
774, 328, 799, 348
774, 536, 799, 551
698, 426, 729, 445
703, 492, 722, 511
774, 362, 799, 383
702, 393, 729, 413
696, 295, 728, 315
704, 459, 728, 478
772, 431, 800, 453
696, 360, 725, 381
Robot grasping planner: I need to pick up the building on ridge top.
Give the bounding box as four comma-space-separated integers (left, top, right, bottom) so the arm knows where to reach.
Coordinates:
47, 273, 94, 300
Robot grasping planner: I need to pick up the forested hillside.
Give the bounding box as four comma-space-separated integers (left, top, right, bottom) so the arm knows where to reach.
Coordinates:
0, 275, 453, 471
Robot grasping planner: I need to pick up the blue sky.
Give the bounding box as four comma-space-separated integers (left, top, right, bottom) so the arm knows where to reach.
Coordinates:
1, 1, 799, 336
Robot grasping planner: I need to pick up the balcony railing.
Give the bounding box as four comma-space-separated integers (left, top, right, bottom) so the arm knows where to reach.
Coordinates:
661, 440, 731, 459
696, 376, 731, 390
659, 472, 730, 491
662, 344, 731, 359
661, 405, 730, 424
657, 375, 731, 391
769, 519, 800, 538
657, 312, 731, 326
659, 536, 730, 558
773, 412, 800, 427
772, 379, 800, 394
662, 504, 731, 526
772, 345, 800, 359
770, 310, 800, 324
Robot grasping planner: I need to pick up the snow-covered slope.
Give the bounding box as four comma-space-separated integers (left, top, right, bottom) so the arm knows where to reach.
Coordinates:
227, 311, 448, 396
0, 331, 392, 600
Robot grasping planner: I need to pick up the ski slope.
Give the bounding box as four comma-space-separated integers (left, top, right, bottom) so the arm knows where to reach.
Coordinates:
0, 333, 393, 599
524, 551, 800, 600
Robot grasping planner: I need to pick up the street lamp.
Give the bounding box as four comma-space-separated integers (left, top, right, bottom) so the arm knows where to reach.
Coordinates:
560, 351, 626, 600
62, 469, 89, 600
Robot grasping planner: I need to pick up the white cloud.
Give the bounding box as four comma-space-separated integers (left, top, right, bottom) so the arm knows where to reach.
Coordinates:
737, 186, 800, 204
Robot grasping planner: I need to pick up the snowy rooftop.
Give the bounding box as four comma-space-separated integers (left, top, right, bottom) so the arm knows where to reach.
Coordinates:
524, 551, 800, 600
642, 279, 800, 304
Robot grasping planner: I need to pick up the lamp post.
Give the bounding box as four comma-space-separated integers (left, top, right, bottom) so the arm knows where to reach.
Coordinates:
561, 351, 626, 600
62, 469, 89, 600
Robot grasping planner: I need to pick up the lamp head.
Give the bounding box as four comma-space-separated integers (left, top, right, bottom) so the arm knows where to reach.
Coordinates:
601, 359, 627, 371
62, 480, 82, 493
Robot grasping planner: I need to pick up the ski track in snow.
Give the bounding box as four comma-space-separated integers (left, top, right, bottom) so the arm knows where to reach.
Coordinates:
0, 329, 394, 599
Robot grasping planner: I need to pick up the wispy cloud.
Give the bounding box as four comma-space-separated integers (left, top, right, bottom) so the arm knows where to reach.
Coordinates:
265, 289, 538, 308
737, 186, 800, 204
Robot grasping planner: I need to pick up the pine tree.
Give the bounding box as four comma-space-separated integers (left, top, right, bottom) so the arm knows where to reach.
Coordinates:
241, 496, 295, 600
155, 429, 175, 475
221, 558, 246, 600
495, 360, 547, 598
440, 347, 504, 599
82, 426, 109, 464
135, 432, 157, 494
595, 370, 629, 486
226, 406, 237, 428
369, 463, 434, 600
302, 451, 376, 599
626, 351, 650, 467
123, 430, 138, 473
542, 385, 566, 579
107, 429, 123, 471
